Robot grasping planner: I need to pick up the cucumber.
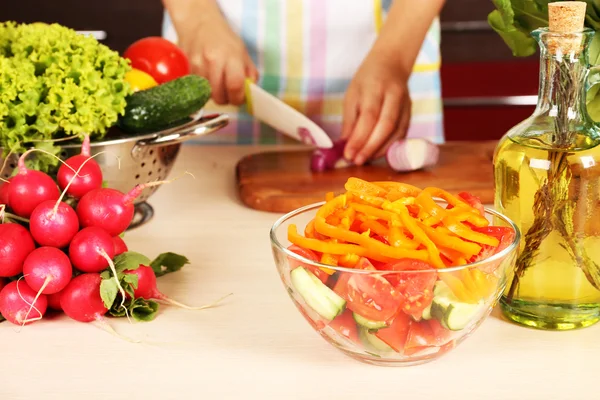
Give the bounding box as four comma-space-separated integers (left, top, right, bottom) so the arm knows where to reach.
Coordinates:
358, 326, 393, 353
119, 75, 212, 133
353, 312, 388, 330
290, 267, 345, 321
421, 303, 433, 320
429, 281, 484, 331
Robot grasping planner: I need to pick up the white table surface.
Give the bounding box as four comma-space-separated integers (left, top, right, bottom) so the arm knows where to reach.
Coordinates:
1, 144, 598, 400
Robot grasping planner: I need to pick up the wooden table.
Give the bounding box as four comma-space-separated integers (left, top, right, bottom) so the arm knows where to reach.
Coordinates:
2, 145, 598, 400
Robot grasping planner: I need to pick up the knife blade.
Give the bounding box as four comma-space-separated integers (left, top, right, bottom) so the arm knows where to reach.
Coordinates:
244, 79, 333, 149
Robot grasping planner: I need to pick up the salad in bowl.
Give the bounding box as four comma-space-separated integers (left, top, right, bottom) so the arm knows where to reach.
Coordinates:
270, 178, 519, 366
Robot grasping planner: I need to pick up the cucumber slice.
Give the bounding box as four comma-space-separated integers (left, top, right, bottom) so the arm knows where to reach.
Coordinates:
444, 301, 485, 331
353, 312, 388, 330
290, 267, 346, 320
358, 326, 393, 353
430, 280, 484, 331
421, 303, 433, 320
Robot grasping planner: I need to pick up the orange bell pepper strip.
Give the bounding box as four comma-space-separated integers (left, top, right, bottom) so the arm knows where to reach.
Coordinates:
345, 177, 388, 197
415, 191, 447, 226
304, 219, 327, 240
349, 202, 396, 222
446, 209, 489, 228
423, 187, 471, 209
325, 191, 335, 202
338, 253, 360, 267
437, 246, 468, 266
388, 215, 420, 250
313, 213, 431, 262
442, 215, 499, 246
319, 253, 338, 275
372, 181, 422, 198
358, 219, 389, 238
418, 222, 482, 257
288, 225, 394, 263
381, 201, 445, 268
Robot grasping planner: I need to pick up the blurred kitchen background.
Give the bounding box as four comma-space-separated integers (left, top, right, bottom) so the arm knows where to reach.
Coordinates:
3, 0, 539, 142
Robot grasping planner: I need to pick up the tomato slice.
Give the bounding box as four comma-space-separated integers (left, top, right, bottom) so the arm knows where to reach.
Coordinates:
287, 245, 329, 284
458, 192, 485, 215
374, 311, 411, 352
328, 309, 359, 343
335, 257, 402, 322
377, 259, 437, 320
297, 304, 326, 331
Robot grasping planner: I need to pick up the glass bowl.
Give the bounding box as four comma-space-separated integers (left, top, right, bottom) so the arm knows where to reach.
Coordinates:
269, 201, 520, 366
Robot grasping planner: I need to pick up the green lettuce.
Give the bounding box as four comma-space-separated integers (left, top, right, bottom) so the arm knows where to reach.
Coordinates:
488, 0, 600, 120
0, 22, 132, 170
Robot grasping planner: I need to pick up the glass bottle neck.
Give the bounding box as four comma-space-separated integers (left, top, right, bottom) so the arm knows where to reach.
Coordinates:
534, 51, 589, 123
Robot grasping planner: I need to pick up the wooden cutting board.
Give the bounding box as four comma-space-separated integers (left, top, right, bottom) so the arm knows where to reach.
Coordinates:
236, 140, 498, 213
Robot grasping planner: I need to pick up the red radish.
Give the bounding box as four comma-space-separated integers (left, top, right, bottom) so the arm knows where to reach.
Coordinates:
8, 151, 60, 218
60, 273, 107, 323
124, 265, 230, 310
386, 138, 440, 172
69, 227, 115, 273
0, 280, 48, 325
0, 223, 36, 277
29, 200, 79, 248
113, 235, 128, 256
310, 139, 353, 172
57, 135, 103, 199
77, 177, 181, 236
23, 247, 73, 295
47, 290, 64, 311
0, 178, 12, 205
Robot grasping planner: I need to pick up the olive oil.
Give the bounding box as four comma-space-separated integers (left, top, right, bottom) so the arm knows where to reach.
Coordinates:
494, 134, 600, 329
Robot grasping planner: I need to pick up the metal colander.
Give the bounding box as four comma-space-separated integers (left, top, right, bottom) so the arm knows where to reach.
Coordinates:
0, 113, 228, 225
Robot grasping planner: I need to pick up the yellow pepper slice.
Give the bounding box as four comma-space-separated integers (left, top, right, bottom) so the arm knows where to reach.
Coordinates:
418, 222, 482, 257
442, 215, 499, 247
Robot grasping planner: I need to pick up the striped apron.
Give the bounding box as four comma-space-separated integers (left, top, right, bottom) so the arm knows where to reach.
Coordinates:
161, 0, 444, 145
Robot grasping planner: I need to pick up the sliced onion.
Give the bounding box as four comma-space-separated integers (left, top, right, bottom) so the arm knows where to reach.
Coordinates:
310, 139, 351, 172
386, 138, 440, 172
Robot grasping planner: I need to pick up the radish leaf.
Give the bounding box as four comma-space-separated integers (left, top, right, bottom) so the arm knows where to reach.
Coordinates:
100, 278, 119, 309
108, 296, 159, 322
114, 251, 151, 273
151, 252, 190, 277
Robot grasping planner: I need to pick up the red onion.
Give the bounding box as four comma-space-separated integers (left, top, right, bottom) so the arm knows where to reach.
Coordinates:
386, 138, 440, 172
310, 139, 352, 172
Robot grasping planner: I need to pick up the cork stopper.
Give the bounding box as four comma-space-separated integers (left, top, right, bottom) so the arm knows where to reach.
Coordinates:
547, 1, 587, 54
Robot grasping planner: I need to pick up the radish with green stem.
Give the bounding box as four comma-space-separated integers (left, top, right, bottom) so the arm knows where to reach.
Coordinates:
6, 148, 77, 218
0, 223, 36, 277
29, 152, 104, 248
0, 280, 48, 325
60, 273, 107, 322
77, 173, 192, 236
29, 200, 79, 248
56, 135, 104, 199
123, 265, 232, 310
23, 247, 73, 295
69, 227, 115, 273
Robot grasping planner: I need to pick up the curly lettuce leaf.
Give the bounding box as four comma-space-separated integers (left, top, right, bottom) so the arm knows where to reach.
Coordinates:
0, 21, 132, 171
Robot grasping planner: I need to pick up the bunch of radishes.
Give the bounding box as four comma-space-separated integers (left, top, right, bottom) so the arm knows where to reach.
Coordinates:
0, 136, 208, 331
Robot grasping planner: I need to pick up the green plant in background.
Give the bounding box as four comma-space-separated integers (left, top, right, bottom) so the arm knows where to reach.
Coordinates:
0, 22, 132, 171
488, 0, 600, 120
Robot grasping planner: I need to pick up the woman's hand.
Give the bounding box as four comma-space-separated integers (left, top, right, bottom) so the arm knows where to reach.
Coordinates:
341, 53, 411, 166
165, 0, 258, 106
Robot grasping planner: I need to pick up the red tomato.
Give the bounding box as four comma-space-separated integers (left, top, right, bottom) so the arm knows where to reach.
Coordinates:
287, 245, 329, 284
427, 319, 454, 346
374, 311, 411, 352
335, 257, 402, 322
123, 37, 190, 84
458, 191, 485, 215
468, 226, 516, 272
405, 319, 436, 350
328, 309, 359, 343
377, 259, 437, 320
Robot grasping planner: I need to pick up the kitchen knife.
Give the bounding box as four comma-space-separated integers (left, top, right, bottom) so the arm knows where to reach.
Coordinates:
244, 79, 333, 149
